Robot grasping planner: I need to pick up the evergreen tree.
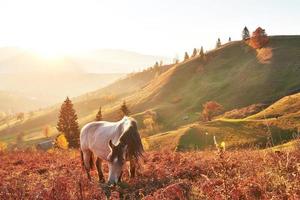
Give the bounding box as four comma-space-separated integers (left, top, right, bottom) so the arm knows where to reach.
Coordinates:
242, 26, 250, 40
228, 37, 231, 42
216, 38, 221, 48
120, 100, 130, 116
56, 97, 80, 148
199, 46, 204, 58
95, 106, 103, 121
184, 52, 189, 60
192, 48, 197, 57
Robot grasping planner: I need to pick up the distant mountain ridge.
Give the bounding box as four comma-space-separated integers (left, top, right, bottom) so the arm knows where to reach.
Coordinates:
0, 47, 170, 74
0, 47, 170, 112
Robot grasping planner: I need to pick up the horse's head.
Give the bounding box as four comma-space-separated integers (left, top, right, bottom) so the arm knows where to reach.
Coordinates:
107, 140, 127, 185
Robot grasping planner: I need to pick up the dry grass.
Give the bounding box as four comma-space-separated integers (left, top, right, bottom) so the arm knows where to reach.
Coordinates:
0, 148, 300, 199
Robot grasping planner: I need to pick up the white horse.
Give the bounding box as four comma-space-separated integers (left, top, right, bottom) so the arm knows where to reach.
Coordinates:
80, 116, 144, 185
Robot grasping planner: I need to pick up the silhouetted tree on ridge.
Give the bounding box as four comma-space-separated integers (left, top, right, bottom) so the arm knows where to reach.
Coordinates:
242, 26, 250, 40
192, 48, 197, 57
216, 38, 221, 48
95, 106, 103, 121
184, 52, 189, 60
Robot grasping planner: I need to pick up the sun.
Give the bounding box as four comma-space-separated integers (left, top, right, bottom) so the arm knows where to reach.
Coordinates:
29, 44, 70, 59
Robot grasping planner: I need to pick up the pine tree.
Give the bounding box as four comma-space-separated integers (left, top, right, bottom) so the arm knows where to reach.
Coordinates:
228, 37, 231, 42
216, 38, 221, 48
184, 52, 189, 60
192, 48, 197, 57
199, 46, 204, 59
56, 97, 80, 148
95, 106, 103, 121
242, 26, 250, 40
120, 101, 130, 116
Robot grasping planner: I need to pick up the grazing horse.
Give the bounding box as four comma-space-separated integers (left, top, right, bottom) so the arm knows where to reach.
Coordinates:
80, 116, 144, 185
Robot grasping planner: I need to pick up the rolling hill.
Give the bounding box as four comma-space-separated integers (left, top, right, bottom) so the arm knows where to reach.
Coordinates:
0, 73, 124, 113
0, 47, 170, 112
0, 91, 41, 114
1, 35, 300, 150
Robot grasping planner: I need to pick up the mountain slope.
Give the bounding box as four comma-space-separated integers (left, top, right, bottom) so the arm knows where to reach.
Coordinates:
0, 73, 124, 113
144, 92, 300, 151
1, 36, 300, 149
119, 36, 300, 130
0, 91, 40, 113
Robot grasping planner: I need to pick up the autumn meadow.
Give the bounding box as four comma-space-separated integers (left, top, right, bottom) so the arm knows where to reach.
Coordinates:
1, 1, 300, 199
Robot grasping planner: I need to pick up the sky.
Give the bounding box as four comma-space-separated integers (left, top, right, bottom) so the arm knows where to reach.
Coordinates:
0, 0, 299, 58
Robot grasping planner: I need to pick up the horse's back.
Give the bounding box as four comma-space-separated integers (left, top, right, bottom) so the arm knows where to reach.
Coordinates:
80, 121, 122, 159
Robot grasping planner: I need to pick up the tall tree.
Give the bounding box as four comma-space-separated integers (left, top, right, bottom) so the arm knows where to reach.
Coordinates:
216, 38, 221, 48
199, 46, 204, 58
56, 97, 80, 148
95, 106, 103, 121
184, 52, 189, 61
120, 100, 130, 116
242, 26, 250, 40
192, 48, 197, 57
249, 27, 269, 49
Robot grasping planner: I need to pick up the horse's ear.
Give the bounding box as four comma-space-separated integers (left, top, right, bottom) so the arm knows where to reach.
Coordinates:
109, 140, 114, 150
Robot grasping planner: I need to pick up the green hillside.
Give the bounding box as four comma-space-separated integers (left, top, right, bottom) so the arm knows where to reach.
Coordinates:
1, 36, 300, 149
127, 36, 300, 131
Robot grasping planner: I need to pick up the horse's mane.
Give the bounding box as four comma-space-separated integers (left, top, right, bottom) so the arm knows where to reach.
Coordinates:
119, 118, 144, 160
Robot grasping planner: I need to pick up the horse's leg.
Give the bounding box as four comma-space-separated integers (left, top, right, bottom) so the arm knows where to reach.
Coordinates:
96, 157, 105, 183
82, 150, 92, 181
129, 159, 136, 178
118, 170, 123, 182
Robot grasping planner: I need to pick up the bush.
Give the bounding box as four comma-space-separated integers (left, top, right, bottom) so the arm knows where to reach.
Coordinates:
0, 142, 7, 152
55, 134, 69, 149
201, 101, 223, 121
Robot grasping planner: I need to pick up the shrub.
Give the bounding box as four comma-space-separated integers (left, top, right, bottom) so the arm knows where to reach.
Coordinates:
0, 141, 7, 152
55, 134, 69, 149
201, 101, 223, 121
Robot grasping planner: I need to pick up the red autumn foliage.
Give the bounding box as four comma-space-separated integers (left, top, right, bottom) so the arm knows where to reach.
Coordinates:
249, 27, 269, 49
202, 101, 223, 121
0, 149, 300, 199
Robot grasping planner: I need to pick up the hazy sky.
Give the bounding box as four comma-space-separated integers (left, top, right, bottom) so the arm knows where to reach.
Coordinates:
0, 0, 299, 58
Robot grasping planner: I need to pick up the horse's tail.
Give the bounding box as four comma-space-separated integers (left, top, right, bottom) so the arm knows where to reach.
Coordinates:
89, 150, 94, 170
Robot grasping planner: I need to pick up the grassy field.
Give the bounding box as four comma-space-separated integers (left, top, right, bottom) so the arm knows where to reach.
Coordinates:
1, 147, 299, 199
